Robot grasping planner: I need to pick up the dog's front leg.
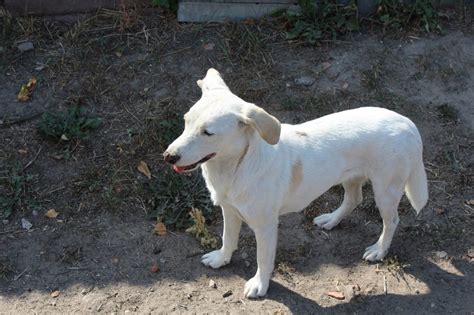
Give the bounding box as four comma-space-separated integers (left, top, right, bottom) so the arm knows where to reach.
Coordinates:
244, 223, 278, 298
201, 205, 242, 269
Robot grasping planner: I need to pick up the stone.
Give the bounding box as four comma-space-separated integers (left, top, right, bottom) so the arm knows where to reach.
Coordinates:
17, 41, 34, 52
294, 76, 315, 86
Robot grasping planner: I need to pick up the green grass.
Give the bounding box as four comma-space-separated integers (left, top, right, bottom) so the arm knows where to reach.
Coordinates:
37, 106, 101, 142
144, 169, 215, 229
281, 0, 359, 44
0, 163, 38, 219
376, 0, 441, 33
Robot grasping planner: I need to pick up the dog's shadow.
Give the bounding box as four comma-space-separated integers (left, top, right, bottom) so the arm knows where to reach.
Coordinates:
263, 256, 472, 313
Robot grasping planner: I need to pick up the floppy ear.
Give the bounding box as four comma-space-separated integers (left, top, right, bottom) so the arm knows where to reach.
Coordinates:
240, 104, 281, 145
196, 68, 228, 93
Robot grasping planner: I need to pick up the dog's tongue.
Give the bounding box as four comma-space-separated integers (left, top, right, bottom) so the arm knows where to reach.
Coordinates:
172, 165, 186, 173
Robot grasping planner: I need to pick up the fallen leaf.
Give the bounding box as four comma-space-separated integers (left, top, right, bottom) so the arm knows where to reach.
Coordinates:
153, 222, 167, 235
435, 208, 445, 215
321, 62, 331, 70
18, 149, 28, 154
137, 161, 151, 179
327, 291, 345, 300
17, 78, 37, 102
60, 134, 69, 141
151, 262, 160, 273
51, 290, 60, 298
45, 209, 59, 218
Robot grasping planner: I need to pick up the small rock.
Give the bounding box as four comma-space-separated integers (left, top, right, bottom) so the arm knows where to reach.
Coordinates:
294, 76, 315, 86
159, 258, 167, 264
241, 252, 248, 260
17, 41, 34, 52
222, 290, 233, 298
435, 251, 448, 259
208, 279, 217, 289
21, 218, 32, 230
187, 293, 192, 299
244, 261, 250, 267
326, 291, 345, 300
51, 290, 60, 298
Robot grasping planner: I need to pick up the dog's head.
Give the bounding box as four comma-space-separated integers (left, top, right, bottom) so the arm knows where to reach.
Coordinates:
163, 68, 281, 173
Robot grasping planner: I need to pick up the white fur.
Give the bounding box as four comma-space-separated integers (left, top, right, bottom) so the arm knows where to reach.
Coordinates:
165, 68, 428, 298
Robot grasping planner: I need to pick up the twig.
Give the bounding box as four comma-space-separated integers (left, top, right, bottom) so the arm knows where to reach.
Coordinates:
160, 46, 193, 58
14, 268, 28, 281
0, 228, 35, 235
23, 146, 43, 171
383, 274, 387, 295
0, 112, 43, 129
67, 266, 89, 270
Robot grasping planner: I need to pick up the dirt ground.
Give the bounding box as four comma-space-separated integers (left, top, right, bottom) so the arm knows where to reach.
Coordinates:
0, 10, 473, 314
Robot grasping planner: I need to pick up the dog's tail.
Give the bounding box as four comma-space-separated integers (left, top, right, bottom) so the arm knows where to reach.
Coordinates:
405, 160, 428, 214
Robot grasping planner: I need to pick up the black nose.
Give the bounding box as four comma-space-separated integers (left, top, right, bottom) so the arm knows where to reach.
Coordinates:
163, 152, 180, 164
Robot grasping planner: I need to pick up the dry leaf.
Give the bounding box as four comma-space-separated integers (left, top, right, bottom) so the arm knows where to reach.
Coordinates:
137, 161, 151, 179
151, 262, 160, 273
17, 78, 37, 102
327, 291, 345, 300
45, 209, 59, 218
154, 222, 167, 235
321, 62, 332, 70
435, 208, 445, 215
186, 208, 218, 249
51, 290, 60, 298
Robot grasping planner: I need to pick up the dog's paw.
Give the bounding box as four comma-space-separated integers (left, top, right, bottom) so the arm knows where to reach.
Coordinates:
363, 242, 387, 261
201, 250, 229, 269
313, 213, 340, 230
244, 275, 269, 299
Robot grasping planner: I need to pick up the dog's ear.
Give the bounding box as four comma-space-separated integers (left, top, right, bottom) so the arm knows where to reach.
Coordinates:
240, 104, 281, 145
197, 68, 228, 93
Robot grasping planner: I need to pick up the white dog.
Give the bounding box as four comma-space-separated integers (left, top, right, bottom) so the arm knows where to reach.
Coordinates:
163, 68, 428, 298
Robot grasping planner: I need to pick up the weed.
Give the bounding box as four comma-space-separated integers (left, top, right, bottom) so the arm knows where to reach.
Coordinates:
151, 0, 178, 13
375, 0, 441, 33
37, 106, 101, 142
362, 61, 383, 90
144, 169, 215, 229
0, 163, 38, 219
437, 103, 458, 122
282, 0, 359, 44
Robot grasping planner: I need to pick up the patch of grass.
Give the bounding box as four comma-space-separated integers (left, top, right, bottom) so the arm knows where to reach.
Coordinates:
37, 106, 101, 142
144, 169, 215, 230
281, 0, 359, 44
375, 0, 441, 33
362, 61, 383, 90
436, 103, 458, 123
219, 23, 271, 66
0, 163, 38, 219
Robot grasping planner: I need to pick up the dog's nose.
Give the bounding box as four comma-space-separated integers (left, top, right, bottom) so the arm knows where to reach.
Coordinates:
163, 151, 181, 164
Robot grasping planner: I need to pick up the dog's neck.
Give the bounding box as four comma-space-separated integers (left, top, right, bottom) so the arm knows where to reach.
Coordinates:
201, 133, 276, 206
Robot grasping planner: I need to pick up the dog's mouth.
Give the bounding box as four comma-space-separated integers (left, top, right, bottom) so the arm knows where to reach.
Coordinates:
172, 153, 216, 173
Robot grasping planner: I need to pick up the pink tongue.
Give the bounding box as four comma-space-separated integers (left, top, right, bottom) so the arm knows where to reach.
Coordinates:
172, 165, 186, 173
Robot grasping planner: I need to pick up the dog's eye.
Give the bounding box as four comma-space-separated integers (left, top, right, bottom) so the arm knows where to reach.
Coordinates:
203, 130, 214, 136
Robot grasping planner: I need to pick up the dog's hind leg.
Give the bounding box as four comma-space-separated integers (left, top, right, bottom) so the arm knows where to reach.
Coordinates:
314, 178, 364, 230
363, 184, 403, 261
